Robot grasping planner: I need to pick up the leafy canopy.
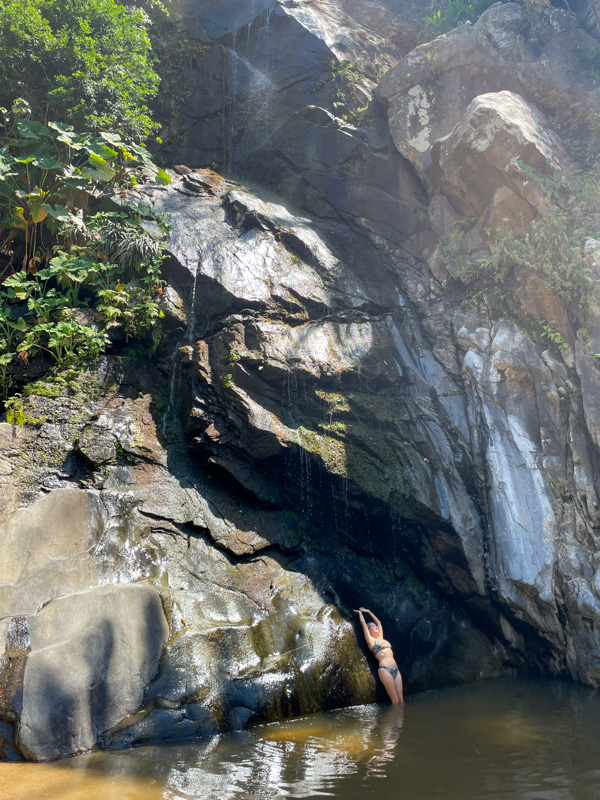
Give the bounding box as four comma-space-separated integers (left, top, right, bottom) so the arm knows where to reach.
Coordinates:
0, 0, 160, 140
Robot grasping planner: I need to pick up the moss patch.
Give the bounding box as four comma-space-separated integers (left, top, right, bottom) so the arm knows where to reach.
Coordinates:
297, 425, 347, 476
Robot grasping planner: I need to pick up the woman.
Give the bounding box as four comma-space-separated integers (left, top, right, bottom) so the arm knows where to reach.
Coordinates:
354, 606, 404, 704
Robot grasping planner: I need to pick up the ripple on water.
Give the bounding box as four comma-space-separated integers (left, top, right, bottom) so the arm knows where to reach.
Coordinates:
3, 679, 600, 800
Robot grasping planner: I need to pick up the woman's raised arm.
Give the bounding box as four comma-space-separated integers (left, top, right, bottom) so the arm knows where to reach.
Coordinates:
361, 607, 384, 640
354, 608, 375, 648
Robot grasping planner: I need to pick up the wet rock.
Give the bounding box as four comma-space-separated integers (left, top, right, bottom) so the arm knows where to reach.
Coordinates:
0, 423, 25, 522
159, 283, 188, 330
103, 552, 375, 748
12, 583, 168, 761
240, 106, 432, 254
78, 400, 167, 469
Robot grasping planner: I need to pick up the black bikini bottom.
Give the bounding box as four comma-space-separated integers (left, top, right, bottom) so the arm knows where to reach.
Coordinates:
378, 665, 399, 680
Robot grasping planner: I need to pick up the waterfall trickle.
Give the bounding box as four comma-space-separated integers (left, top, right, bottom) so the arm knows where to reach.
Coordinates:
161, 256, 201, 440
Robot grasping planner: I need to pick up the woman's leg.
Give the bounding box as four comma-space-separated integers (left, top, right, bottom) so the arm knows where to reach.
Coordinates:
378, 667, 401, 704
393, 670, 404, 703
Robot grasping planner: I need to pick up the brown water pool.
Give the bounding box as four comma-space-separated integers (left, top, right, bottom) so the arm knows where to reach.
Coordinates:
2, 678, 600, 799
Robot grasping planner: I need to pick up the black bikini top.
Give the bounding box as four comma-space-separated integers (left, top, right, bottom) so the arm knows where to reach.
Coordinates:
371, 638, 391, 654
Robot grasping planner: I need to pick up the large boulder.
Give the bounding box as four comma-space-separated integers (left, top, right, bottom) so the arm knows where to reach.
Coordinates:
8, 583, 169, 761
376, 24, 521, 175
429, 90, 574, 221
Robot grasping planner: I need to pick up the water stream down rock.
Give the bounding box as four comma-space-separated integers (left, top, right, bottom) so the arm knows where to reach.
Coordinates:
2, 0, 600, 761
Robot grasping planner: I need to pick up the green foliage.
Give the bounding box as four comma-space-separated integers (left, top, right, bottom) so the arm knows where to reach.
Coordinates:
0, 103, 171, 408
540, 320, 569, 353
566, 166, 600, 232
220, 373, 233, 390
486, 213, 592, 304
228, 349, 241, 366
441, 160, 599, 314
423, 0, 501, 34
422, 0, 550, 36
147, 8, 210, 143
451, 211, 592, 306
0, 99, 169, 271
437, 218, 473, 275
517, 158, 565, 207
0, 0, 160, 140
327, 58, 369, 126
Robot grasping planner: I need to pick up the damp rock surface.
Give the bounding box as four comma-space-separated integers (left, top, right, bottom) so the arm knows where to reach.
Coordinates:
3, 0, 600, 763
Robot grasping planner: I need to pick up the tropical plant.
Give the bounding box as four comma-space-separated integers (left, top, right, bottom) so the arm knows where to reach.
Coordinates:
0, 99, 169, 271
439, 163, 599, 313
487, 212, 592, 304
0, 102, 171, 408
0, 0, 161, 140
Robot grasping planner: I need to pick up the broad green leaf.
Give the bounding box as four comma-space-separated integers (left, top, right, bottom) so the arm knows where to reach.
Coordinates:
9, 317, 27, 332
36, 265, 61, 280
33, 156, 63, 170
156, 168, 171, 185
120, 146, 138, 162
42, 203, 74, 223
60, 166, 89, 189
49, 254, 69, 269
0, 150, 15, 171
16, 120, 50, 139
47, 121, 76, 147
81, 153, 116, 182
101, 145, 118, 160
127, 142, 154, 166
3, 273, 30, 287
99, 132, 125, 147
47, 121, 75, 133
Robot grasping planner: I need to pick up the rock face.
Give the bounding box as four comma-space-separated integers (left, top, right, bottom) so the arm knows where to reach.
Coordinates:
3, 0, 600, 762
14, 583, 168, 761
430, 90, 573, 221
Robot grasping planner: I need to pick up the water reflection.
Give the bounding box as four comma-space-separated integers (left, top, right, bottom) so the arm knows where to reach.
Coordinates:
365, 705, 404, 780
3, 679, 600, 800
165, 704, 402, 798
